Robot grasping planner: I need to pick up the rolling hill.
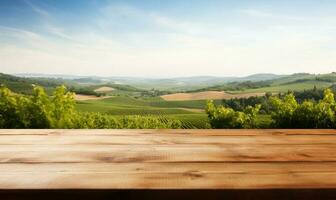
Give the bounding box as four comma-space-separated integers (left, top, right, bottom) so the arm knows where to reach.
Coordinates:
5, 72, 336, 96
192, 73, 336, 94
0, 73, 64, 94
0, 73, 143, 96
6, 71, 335, 129
16, 73, 287, 91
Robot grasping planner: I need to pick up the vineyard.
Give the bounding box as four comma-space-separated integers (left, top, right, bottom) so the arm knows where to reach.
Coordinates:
166, 114, 211, 129
75, 95, 277, 129
76, 96, 213, 128
1, 72, 336, 129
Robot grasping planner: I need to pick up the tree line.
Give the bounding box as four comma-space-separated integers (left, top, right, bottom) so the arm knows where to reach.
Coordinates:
221, 87, 335, 114
1, 85, 336, 129
206, 89, 336, 128
0, 86, 181, 129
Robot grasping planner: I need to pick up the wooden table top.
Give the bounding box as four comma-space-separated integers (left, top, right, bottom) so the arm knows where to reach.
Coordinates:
0, 129, 336, 189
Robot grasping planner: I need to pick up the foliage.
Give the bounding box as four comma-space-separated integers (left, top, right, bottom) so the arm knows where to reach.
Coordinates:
193, 73, 335, 94
222, 94, 271, 114
2, 84, 336, 129
0, 86, 182, 129
269, 89, 336, 128
293, 87, 324, 103
206, 100, 260, 128
207, 89, 336, 129
0, 73, 65, 95
269, 93, 298, 128
68, 87, 103, 97
220, 86, 335, 114
192, 80, 272, 92
166, 114, 211, 129
0, 85, 77, 128
76, 96, 211, 115
120, 115, 181, 129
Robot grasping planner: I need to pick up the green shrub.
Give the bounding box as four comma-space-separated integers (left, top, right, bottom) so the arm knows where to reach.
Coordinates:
0, 86, 182, 129
206, 100, 260, 128
269, 93, 298, 128
269, 89, 336, 128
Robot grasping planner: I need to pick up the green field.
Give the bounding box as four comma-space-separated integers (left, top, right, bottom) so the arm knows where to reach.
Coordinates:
199, 73, 336, 94
230, 80, 333, 94
77, 97, 205, 112
76, 95, 275, 129
2, 72, 335, 129
76, 96, 225, 112
166, 114, 211, 129
76, 96, 217, 128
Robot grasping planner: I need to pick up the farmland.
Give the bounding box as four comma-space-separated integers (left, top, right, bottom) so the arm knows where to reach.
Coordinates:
161, 91, 265, 101
75, 96, 216, 128
1, 72, 335, 129
75, 94, 111, 101
229, 80, 332, 94
73, 72, 336, 128
75, 94, 275, 128
198, 73, 336, 94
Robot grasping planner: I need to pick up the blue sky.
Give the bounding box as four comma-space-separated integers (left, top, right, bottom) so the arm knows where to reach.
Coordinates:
0, 0, 335, 77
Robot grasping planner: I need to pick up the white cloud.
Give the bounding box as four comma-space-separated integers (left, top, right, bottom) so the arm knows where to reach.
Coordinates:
44, 24, 79, 42
24, 0, 50, 17
99, 4, 204, 36
0, 4, 336, 76
0, 25, 42, 41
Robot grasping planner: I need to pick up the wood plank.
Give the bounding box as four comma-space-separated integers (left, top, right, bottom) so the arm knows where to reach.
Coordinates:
1, 170, 336, 189
1, 162, 336, 173
0, 129, 336, 190
1, 129, 335, 136
1, 134, 336, 145
0, 144, 335, 163
1, 163, 336, 189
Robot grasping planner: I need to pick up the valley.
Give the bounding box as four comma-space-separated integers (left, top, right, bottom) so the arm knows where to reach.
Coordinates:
1, 72, 336, 129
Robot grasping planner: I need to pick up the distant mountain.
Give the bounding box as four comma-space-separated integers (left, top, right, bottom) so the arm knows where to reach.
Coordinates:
194, 73, 336, 93
237, 73, 286, 81
1, 73, 143, 95
15, 73, 86, 79
15, 73, 288, 91
15, 72, 336, 92
0, 73, 65, 94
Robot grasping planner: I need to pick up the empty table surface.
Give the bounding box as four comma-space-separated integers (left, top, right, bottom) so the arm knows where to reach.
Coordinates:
0, 129, 336, 189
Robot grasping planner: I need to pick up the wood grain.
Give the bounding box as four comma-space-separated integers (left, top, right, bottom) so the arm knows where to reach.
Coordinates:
0, 129, 336, 189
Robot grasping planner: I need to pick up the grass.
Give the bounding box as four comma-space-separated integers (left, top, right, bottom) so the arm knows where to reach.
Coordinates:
77, 96, 221, 111
76, 95, 273, 129
76, 96, 215, 128
76, 95, 277, 129
76, 96, 207, 115
77, 102, 194, 115
196, 73, 336, 95
147, 98, 207, 109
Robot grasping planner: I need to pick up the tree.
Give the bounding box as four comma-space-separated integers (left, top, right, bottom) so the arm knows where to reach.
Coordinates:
315, 89, 336, 128
0, 86, 24, 128
269, 89, 336, 128
269, 93, 298, 128
206, 100, 260, 128
50, 85, 77, 128
0, 85, 183, 129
